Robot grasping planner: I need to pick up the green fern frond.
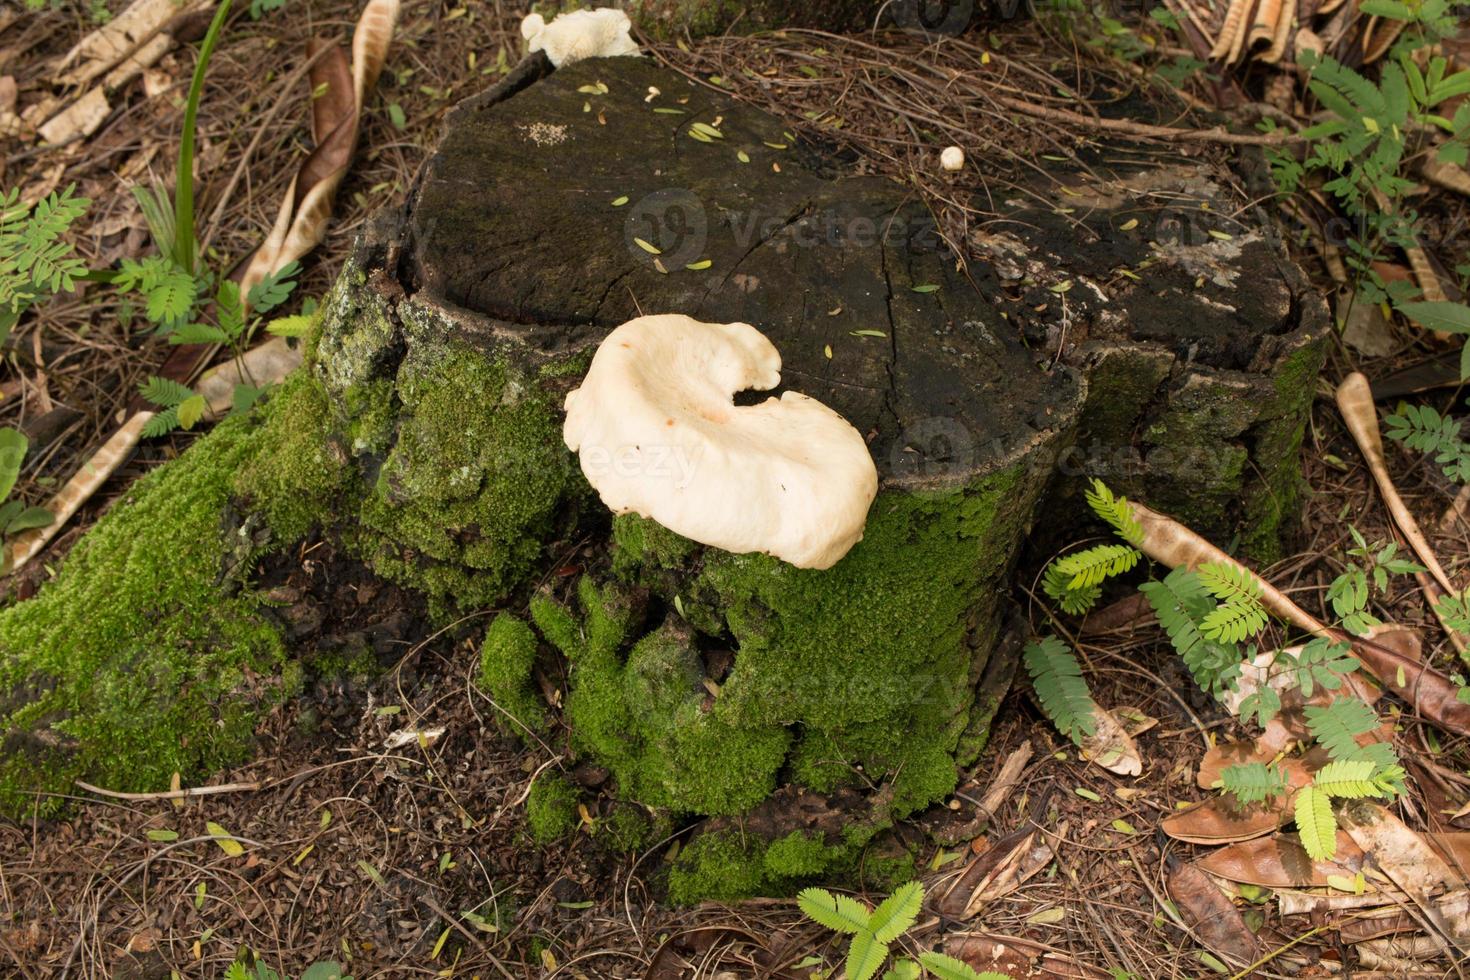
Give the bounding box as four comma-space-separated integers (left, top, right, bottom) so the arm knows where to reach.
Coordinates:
1199, 599, 1269, 643
1085, 478, 1144, 545
1023, 635, 1097, 745
1303, 699, 1379, 762
1217, 761, 1287, 805
140, 406, 181, 438
846, 930, 887, 980
868, 881, 922, 944
1195, 562, 1269, 642
1050, 543, 1141, 591
1139, 569, 1245, 696
1042, 568, 1100, 616
1196, 561, 1264, 604
918, 952, 1008, 980
1294, 785, 1338, 861
138, 375, 194, 408
0, 184, 90, 310
796, 887, 869, 935
1312, 758, 1384, 799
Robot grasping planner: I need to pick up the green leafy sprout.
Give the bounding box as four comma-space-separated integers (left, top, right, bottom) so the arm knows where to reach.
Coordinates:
796, 881, 1005, 980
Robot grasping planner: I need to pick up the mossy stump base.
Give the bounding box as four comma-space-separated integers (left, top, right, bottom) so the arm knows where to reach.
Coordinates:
0, 56, 1324, 902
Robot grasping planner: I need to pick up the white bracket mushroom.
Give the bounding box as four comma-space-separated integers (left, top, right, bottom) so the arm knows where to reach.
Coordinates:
563, 314, 878, 570
520, 7, 641, 68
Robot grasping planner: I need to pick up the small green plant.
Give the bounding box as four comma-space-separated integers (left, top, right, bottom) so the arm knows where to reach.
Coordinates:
796, 881, 1004, 980
1384, 400, 1470, 483
223, 959, 352, 980
1324, 527, 1425, 634
0, 428, 53, 561
1034, 479, 1407, 860
0, 185, 90, 348
1263, 0, 1470, 373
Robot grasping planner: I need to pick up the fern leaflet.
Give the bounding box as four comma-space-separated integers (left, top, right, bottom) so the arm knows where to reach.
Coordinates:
1050, 543, 1141, 591
846, 930, 886, 980
1294, 784, 1338, 861
1312, 758, 1384, 799
1085, 478, 1144, 545
1217, 761, 1287, 805
1195, 562, 1269, 642
796, 887, 868, 935
867, 881, 922, 944
1303, 699, 1379, 762
918, 952, 1009, 980
1023, 636, 1097, 745
1139, 569, 1244, 696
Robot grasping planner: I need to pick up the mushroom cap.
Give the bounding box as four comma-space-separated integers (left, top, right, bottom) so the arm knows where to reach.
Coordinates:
521, 7, 641, 67
563, 314, 878, 570
940, 145, 965, 171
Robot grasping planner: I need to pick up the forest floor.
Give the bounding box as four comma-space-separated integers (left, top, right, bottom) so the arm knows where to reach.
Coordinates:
2, 1, 1469, 978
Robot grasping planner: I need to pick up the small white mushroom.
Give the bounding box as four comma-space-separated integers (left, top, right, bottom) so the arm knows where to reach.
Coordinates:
520, 8, 641, 68
940, 145, 965, 172
563, 314, 878, 569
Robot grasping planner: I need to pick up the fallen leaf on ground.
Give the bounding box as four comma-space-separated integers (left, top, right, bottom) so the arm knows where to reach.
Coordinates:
1079, 702, 1143, 776
1195, 831, 1366, 888
1167, 861, 1262, 968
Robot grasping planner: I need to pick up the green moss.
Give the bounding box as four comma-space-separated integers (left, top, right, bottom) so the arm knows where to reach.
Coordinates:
234, 370, 352, 543
526, 771, 581, 843
0, 413, 288, 815
857, 839, 917, 892
668, 833, 775, 905
533, 580, 790, 815
478, 613, 546, 734
562, 457, 1054, 902
596, 802, 668, 853
668, 829, 861, 905
1240, 336, 1326, 559
358, 339, 573, 614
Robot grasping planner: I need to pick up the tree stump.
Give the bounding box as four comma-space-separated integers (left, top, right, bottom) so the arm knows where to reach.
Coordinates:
0, 55, 1324, 901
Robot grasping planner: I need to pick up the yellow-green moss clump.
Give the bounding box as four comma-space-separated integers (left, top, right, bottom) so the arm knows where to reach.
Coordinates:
526, 771, 581, 843
478, 612, 546, 734
512, 455, 1048, 901
0, 259, 590, 814
0, 398, 307, 814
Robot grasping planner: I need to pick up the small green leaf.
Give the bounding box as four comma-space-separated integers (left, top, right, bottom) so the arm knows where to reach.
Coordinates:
845, 930, 888, 980
1074, 787, 1102, 802
146, 829, 179, 842
265, 314, 314, 338
1398, 301, 1470, 335
685, 259, 712, 270
610, 196, 629, 207
796, 887, 868, 934
737, 150, 750, 163
633, 237, 661, 255
176, 394, 207, 431
1294, 785, 1337, 861
910, 284, 940, 293
387, 102, 407, 130
868, 881, 923, 943
206, 821, 244, 857
850, 329, 887, 338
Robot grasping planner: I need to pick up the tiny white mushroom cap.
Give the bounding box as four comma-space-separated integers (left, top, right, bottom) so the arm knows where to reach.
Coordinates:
563, 314, 878, 570
520, 7, 641, 68
940, 145, 965, 172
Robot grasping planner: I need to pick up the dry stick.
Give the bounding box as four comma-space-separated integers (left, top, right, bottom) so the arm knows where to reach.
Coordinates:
1335, 372, 1470, 658
1126, 500, 1470, 738
988, 93, 1301, 146
73, 778, 261, 801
